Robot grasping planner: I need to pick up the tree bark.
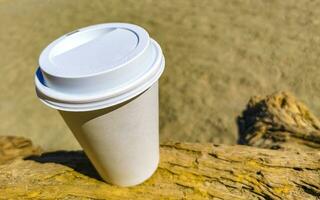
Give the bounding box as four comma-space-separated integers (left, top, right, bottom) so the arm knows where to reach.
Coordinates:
0, 92, 319, 199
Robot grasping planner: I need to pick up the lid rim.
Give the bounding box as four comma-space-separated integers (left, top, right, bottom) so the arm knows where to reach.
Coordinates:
36, 56, 165, 112
35, 38, 165, 112
35, 23, 165, 111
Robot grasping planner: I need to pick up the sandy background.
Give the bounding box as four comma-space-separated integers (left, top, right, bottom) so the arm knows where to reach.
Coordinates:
1, 0, 320, 150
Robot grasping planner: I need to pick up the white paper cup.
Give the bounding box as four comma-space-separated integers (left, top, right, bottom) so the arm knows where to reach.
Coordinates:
60, 82, 159, 186
34, 23, 165, 186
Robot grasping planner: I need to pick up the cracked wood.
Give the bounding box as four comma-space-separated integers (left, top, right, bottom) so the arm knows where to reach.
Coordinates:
0, 92, 319, 199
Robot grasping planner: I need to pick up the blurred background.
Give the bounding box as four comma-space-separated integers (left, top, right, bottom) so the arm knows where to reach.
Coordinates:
1, 0, 320, 151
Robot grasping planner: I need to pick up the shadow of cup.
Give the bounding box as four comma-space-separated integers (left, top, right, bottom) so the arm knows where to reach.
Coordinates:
24, 151, 103, 181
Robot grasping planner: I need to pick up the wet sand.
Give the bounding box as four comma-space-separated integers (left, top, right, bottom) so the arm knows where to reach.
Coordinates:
1, 0, 320, 150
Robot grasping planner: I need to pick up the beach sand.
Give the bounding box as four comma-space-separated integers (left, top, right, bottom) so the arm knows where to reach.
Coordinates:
1, 0, 320, 150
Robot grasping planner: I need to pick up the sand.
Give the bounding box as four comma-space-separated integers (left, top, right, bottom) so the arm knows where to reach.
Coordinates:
1, 0, 320, 150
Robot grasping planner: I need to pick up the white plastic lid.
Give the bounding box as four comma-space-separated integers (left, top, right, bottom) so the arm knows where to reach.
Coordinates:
35, 23, 165, 111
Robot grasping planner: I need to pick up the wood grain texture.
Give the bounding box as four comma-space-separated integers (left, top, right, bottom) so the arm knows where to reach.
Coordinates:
0, 92, 319, 199
238, 91, 320, 150
0, 143, 319, 199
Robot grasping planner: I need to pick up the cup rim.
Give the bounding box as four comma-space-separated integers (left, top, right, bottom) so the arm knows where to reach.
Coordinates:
35, 42, 164, 111
35, 23, 165, 112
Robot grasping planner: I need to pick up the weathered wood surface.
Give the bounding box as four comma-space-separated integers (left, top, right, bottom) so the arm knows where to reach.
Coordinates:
0, 92, 319, 200
0, 136, 41, 165
238, 91, 320, 151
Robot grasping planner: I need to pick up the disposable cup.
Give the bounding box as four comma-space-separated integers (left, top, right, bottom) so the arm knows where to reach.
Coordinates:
34, 23, 165, 186
60, 82, 159, 186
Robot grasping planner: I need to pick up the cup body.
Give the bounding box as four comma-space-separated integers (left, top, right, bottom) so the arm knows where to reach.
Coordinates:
59, 82, 159, 186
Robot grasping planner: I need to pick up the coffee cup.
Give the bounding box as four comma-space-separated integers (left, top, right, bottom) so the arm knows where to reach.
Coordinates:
35, 23, 165, 186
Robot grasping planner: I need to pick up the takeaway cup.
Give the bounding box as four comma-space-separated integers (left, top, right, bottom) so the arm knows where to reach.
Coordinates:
34, 23, 165, 186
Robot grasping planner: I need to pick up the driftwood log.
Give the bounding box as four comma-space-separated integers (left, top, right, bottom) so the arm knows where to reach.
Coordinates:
0, 92, 319, 199
238, 91, 320, 151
